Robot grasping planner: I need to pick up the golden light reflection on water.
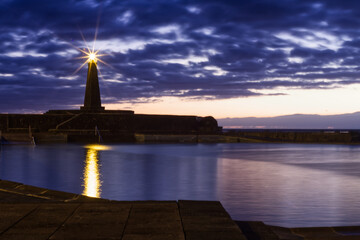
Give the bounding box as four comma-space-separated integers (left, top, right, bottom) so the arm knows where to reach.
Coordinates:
82, 144, 111, 198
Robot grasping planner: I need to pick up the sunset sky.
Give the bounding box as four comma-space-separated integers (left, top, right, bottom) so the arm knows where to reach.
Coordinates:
1, 0, 360, 118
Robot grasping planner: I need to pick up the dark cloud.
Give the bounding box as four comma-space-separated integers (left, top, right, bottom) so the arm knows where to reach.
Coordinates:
1, 0, 360, 112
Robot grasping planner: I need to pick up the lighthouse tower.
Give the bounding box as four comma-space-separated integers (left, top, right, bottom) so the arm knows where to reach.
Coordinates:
80, 58, 104, 111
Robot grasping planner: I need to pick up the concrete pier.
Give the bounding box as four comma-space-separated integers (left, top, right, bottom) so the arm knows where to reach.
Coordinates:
0, 180, 359, 239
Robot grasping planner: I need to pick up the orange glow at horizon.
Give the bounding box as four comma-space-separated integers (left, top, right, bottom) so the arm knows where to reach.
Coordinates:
103, 84, 360, 119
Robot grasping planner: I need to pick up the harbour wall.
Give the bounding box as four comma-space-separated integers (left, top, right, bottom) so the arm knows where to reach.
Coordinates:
0, 112, 220, 143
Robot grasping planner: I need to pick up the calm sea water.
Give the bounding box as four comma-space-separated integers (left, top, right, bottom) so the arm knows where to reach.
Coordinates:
0, 143, 360, 227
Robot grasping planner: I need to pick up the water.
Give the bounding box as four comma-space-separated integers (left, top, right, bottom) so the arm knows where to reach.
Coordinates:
0, 143, 360, 227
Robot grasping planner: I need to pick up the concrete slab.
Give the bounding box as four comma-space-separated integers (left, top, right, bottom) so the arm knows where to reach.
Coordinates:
51, 224, 126, 239
179, 200, 245, 240
269, 226, 304, 240
185, 230, 247, 240
291, 227, 360, 240
125, 202, 184, 237
236, 221, 279, 240
0, 204, 37, 233
122, 233, 185, 240
0, 203, 79, 239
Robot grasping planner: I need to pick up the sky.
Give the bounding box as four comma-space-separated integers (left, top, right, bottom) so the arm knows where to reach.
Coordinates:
1, 0, 360, 118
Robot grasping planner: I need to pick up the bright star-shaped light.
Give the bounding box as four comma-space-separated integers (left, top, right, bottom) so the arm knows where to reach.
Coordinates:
89, 52, 97, 62
80, 48, 106, 64
73, 47, 108, 75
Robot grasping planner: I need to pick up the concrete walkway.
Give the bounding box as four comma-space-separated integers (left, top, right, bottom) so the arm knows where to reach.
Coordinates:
0, 180, 245, 240
0, 180, 359, 240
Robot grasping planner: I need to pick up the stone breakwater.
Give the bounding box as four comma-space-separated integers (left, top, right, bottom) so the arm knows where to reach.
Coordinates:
224, 130, 360, 144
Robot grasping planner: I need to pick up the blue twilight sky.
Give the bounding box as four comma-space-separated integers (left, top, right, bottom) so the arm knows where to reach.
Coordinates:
1, 0, 360, 118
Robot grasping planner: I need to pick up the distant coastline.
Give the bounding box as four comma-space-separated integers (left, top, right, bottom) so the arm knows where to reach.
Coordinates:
218, 112, 360, 129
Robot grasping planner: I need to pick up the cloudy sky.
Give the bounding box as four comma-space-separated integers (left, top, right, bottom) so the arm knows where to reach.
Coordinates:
1, 0, 360, 118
